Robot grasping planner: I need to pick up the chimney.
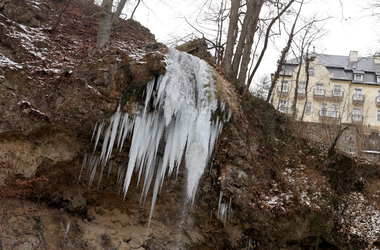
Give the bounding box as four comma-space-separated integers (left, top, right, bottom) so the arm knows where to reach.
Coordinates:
374, 52, 380, 64
349, 51, 358, 62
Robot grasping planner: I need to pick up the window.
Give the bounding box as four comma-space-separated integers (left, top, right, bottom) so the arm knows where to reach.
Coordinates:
377, 76, 380, 83
320, 103, 328, 116
279, 99, 287, 113
377, 90, 380, 103
331, 103, 339, 118
353, 108, 362, 121
354, 74, 363, 82
333, 85, 342, 96
315, 83, 324, 95
278, 80, 289, 93
298, 82, 306, 94
353, 88, 363, 100
377, 110, 380, 122
308, 67, 315, 76
289, 101, 294, 113
305, 102, 312, 114
289, 101, 298, 113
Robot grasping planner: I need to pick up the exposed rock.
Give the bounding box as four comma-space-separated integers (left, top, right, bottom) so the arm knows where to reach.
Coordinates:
1, 0, 380, 249
129, 237, 144, 249
1, 0, 49, 27
176, 38, 214, 63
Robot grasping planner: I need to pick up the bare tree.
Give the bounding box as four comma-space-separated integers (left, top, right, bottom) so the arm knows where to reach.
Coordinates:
242, 0, 297, 97
96, 0, 114, 48
266, 1, 302, 103
96, 0, 142, 48
223, 0, 240, 75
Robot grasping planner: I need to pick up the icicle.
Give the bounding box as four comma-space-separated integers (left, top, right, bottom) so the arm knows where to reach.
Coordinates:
148, 159, 163, 231
217, 191, 233, 225
218, 191, 223, 213
107, 160, 115, 180
91, 122, 97, 143
83, 48, 230, 230
104, 107, 121, 164
78, 153, 88, 183
93, 121, 105, 153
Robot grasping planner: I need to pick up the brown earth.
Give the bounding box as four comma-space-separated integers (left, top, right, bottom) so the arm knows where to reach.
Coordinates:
1, 0, 380, 249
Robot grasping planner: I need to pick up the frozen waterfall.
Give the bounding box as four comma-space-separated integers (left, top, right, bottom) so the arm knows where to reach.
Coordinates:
80, 48, 226, 228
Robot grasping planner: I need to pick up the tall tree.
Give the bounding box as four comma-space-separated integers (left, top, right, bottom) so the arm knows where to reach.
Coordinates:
96, 0, 141, 48
242, 0, 297, 97
222, 0, 241, 75
96, 0, 113, 48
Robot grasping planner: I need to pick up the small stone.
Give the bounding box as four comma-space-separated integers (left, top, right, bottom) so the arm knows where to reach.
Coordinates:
129, 237, 144, 249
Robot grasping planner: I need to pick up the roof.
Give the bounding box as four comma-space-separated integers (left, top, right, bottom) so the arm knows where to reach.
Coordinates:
283, 52, 380, 83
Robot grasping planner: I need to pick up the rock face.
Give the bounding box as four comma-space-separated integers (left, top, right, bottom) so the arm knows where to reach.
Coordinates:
1, 0, 380, 250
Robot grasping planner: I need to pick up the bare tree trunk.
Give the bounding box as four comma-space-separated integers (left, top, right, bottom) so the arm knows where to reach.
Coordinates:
216, 0, 225, 65
292, 47, 304, 119
112, 0, 128, 25
301, 49, 311, 121
236, 0, 264, 92
96, 0, 114, 48
266, 1, 303, 103
231, 0, 255, 80
130, 0, 141, 19
328, 126, 349, 156
223, 0, 241, 75
242, 0, 296, 97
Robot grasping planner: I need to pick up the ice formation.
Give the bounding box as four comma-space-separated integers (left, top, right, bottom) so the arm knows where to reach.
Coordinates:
80, 48, 227, 228
217, 191, 234, 225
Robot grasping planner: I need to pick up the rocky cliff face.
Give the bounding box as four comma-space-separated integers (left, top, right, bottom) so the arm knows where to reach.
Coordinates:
1, 0, 380, 250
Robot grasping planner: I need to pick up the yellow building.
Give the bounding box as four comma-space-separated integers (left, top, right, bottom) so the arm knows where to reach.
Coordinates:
272, 51, 380, 130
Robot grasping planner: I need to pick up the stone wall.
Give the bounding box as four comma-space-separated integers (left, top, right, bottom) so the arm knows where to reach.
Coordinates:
305, 122, 380, 163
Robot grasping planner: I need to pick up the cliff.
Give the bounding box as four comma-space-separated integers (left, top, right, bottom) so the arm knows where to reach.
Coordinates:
1, 0, 380, 249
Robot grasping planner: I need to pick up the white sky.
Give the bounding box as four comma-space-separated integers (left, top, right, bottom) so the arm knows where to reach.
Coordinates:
132, 0, 380, 85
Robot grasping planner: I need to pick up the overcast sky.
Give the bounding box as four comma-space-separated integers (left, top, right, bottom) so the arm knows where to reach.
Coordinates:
132, 0, 380, 86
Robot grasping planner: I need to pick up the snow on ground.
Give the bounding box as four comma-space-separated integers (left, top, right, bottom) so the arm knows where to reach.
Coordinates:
0, 53, 22, 69
0, 13, 48, 60
254, 166, 330, 211
338, 192, 380, 248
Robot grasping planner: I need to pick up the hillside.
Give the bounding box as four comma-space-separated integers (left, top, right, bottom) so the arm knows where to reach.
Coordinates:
1, 0, 380, 249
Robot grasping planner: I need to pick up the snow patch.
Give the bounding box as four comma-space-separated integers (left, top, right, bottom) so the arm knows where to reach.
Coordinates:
0, 53, 22, 69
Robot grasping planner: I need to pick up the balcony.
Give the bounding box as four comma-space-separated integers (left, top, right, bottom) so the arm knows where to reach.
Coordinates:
352, 94, 365, 105
297, 89, 306, 99
331, 90, 344, 102
313, 89, 325, 99
352, 115, 363, 124
279, 107, 299, 115
376, 96, 380, 108
319, 110, 340, 123
313, 89, 344, 102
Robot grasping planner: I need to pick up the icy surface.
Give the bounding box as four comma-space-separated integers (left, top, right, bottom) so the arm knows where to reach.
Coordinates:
81, 48, 225, 228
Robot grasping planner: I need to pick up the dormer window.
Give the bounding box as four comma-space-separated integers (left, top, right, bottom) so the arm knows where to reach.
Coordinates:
377, 76, 380, 83
354, 74, 363, 82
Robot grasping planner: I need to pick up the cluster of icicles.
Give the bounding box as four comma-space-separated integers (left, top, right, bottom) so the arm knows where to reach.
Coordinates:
217, 191, 234, 225
79, 48, 230, 228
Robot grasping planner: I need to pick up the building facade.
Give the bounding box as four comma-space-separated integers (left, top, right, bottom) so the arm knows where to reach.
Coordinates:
272, 51, 380, 130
